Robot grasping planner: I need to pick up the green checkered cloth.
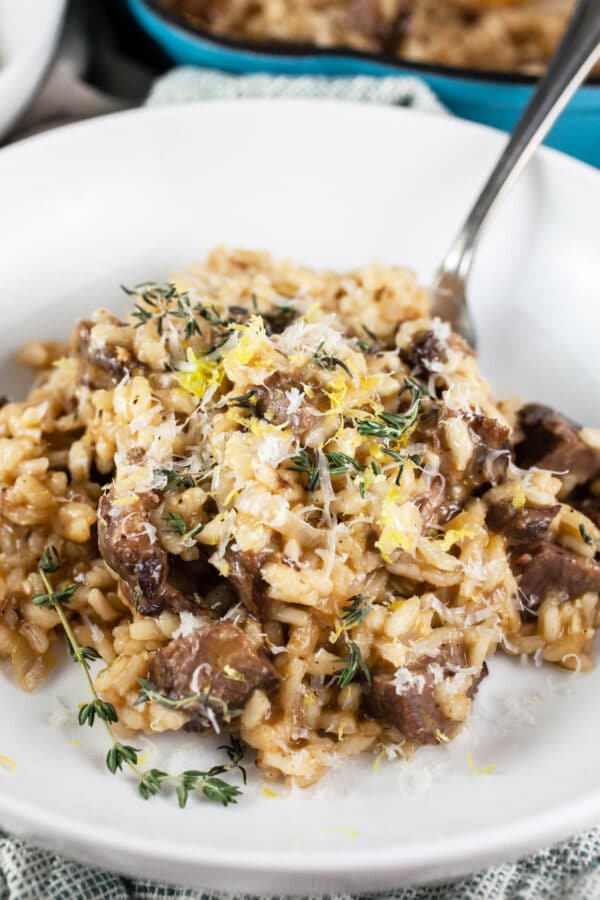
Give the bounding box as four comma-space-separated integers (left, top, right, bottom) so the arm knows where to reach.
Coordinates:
2, 69, 598, 900
1, 827, 600, 899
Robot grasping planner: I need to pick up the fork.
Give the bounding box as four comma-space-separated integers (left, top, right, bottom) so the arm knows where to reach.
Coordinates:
431, 0, 600, 347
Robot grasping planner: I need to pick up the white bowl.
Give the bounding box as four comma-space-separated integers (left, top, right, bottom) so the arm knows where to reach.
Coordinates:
0, 101, 599, 894
0, 0, 66, 140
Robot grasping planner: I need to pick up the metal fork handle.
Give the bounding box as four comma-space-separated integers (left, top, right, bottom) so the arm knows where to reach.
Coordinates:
439, 0, 600, 284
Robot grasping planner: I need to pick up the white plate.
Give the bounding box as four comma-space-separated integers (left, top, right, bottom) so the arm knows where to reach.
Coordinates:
0, 101, 599, 895
0, 0, 66, 140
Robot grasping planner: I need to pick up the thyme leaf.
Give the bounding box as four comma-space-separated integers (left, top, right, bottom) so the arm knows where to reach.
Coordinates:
335, 640, 371, 688
163, 512, 187, 535
313, 342, 353, 378
340, 594, 372, 630
288, 449, 320, 492
155, 468, 196, 490
136, 678, 241, 725
36, 547, 244, 808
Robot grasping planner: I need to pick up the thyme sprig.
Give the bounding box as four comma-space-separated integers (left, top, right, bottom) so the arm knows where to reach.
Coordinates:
163, 511, 204, 541
356, 325, 382, 355
288, 449, 365, 492
326, 452, 365, 477
124, 282, 179, 336
136, 678, 242, 725
340, 594, 372, 630
155, 468, 196, 490
357, 378, 429, 444
170, 294, 202, 340
313, 341, 353, 378
288, 449, 320, 492
335, 640, 371, 688
228, 389, 258, 410
35, 548, 244, 808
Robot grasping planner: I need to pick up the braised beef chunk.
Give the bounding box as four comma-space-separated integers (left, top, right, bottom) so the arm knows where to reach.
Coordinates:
515, 404, 600, 488
486, 502, 560, 547
225, 548, 271, 618
149, 622, 280, 726
253, 373, 320, 435
469, 414, 510, 487
513, 541, 600, 619
416, 480, 462, 529
262, 306, 300, 335
98, 491, 201, 616
400, 329, 448, 378
414, 407, 509, 495
367, 674, 455, 745
364, 643, 484, 745
75, 320, 136, 390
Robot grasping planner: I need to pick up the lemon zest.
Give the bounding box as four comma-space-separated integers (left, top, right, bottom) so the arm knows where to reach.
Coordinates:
375, 484, 419, 562
223, 665, 246, 682
324, 372, 348, 410
387, 598, 406, 612
71, 739, 81, 747
262, 786, 279, 799
373, 749, 386, 772
228, 315, 268, 366
512, 486, 526, 510
176, 348, 223, 399
435, 528, 476, 552
359, 374, 384, 394
0, 754, 16, 774
467, 752, 497, 775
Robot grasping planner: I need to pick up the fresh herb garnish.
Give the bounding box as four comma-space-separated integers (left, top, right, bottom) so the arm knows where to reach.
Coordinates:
288, 449, 365, 491
162, 511, 204, 541
39, 545, 63, 573
201, 334, 231, 359
580, 523, 594, 545
36, 547, 244, 808
335, 640, 371, 688
170, 294, 202, 340
325, 452, 364, 477
340, 594, 372, 630
136, 678, 241, 725
155, 468, 196, 490
229, 389, 258, 409
288, 449, 320, 492
313, 342, 353, 378
357, 378, 428, 444
163, 511, 187, 535
356, 325, 382, 355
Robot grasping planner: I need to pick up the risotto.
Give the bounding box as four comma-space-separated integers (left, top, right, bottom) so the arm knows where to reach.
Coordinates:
1, 247, 599, 790
157, 0, 600, 76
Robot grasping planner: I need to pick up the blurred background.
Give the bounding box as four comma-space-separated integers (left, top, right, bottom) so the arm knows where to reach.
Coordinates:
1, 0, 599, 164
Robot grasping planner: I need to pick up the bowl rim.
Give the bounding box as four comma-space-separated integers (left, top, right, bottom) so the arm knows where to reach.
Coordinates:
135, 0, 600, 87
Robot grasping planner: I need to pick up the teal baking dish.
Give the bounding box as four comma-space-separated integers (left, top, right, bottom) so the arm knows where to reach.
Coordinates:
126, 0, 600, 167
